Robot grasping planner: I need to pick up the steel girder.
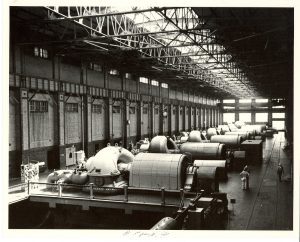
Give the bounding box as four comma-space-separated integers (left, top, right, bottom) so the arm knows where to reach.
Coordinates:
45, 6, 255, 97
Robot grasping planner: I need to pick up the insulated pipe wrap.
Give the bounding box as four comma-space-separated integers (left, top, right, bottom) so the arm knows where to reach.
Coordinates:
129, 153, 189, 190
179, 142, 226, 160
196, 166, 217, 180
194, 160, 228, 180
210, 135, 242, 147
224, 131, 248, 141
194, 160, 227, 168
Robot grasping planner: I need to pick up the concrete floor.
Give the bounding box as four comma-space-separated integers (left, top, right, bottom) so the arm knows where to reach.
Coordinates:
221, 132, 293, 230
9, 132, 293, 230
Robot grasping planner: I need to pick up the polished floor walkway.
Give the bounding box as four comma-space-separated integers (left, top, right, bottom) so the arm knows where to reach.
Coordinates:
221, 132, 293, 230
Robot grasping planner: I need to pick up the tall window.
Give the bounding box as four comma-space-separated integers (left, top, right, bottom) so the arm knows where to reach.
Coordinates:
65, 103, 78, 113
161, 83, 168, 88
89, 63, 102, 72
112, 106, 121, 114
223, 106, 235, 110
109, 69, 119, 75
151, 80, 159, 86
239, 113, 251, 122
272, 113, 285, 119
129, 107, 136, 114
255, 99, 268, 103
223, 113, 235, 123
255, 113, 268, 122
92, 104, 102, 113
272, 121, 285, 130
239, 99, 251, 103
223, 99, 235, 103
65, 103, 78, 112
29, 101, 48, 112
34, 47, 48, 59
139, 77, 148, 84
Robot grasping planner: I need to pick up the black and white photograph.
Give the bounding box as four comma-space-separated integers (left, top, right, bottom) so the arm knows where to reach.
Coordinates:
2, 1, 299, 241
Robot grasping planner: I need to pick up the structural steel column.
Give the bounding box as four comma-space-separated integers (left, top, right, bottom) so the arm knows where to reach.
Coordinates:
123, 99, 128, 148
182, 105, 186, 131
137, 100, 142, 140
107, 97, 113, 143
235, 99, 239, 122
149, 101, 154, 139
251, 99, 255, 125
82, 95, 92, 157
159, 102, 164, 135
168, 104, 172, 135
188, 106, 192, 130
194, 107, 197, 130
268, 100, 272, 126
20, 89, 29, 162
57, 92, 66, 168
176, 105, 180, 133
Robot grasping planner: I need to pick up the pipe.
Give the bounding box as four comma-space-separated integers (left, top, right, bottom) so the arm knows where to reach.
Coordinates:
180, 142, 226, 160
151, 217, 178, 230
225, 131, 248, 141
129, 153, 189, 190
194, 160, 227, 180
194, 160, 226, 168
210, 135, 242, 147
81, 96, 84, 152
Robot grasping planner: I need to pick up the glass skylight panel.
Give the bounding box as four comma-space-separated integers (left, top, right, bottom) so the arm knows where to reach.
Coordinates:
105, 7, 254, 97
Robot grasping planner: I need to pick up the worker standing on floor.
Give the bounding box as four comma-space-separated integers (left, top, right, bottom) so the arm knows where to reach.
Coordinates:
240, 167, 250, 190
277, 163, 284, 182
243, 165, 250, 189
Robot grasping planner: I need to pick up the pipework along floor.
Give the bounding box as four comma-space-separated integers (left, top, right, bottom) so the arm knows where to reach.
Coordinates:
221, 131, 293, 230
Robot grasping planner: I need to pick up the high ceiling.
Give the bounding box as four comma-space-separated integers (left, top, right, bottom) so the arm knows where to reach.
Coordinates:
193, 8, 293, 99
10, 7, 293, 99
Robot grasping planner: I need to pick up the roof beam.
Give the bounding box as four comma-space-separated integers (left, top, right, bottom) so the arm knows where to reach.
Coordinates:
47, 7, 175, 21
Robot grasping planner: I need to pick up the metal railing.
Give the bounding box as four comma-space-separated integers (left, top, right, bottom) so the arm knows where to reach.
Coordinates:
26, 181, 193, 206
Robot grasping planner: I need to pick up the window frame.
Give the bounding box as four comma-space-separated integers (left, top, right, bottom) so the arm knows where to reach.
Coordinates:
29, 100, 48, 113
65, 103, 79, 113
92, 104, 102, 114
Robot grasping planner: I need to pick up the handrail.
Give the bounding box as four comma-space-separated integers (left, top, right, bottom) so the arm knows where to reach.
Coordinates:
9, 183, 26, 190
28, 181, 197, 194
27, 181, 197, 205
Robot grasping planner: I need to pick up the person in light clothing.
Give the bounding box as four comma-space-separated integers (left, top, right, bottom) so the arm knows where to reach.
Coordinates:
240, 167, 250, 190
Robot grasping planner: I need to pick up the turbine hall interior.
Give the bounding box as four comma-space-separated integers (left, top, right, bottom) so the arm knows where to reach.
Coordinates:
8, 6, 294, 231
